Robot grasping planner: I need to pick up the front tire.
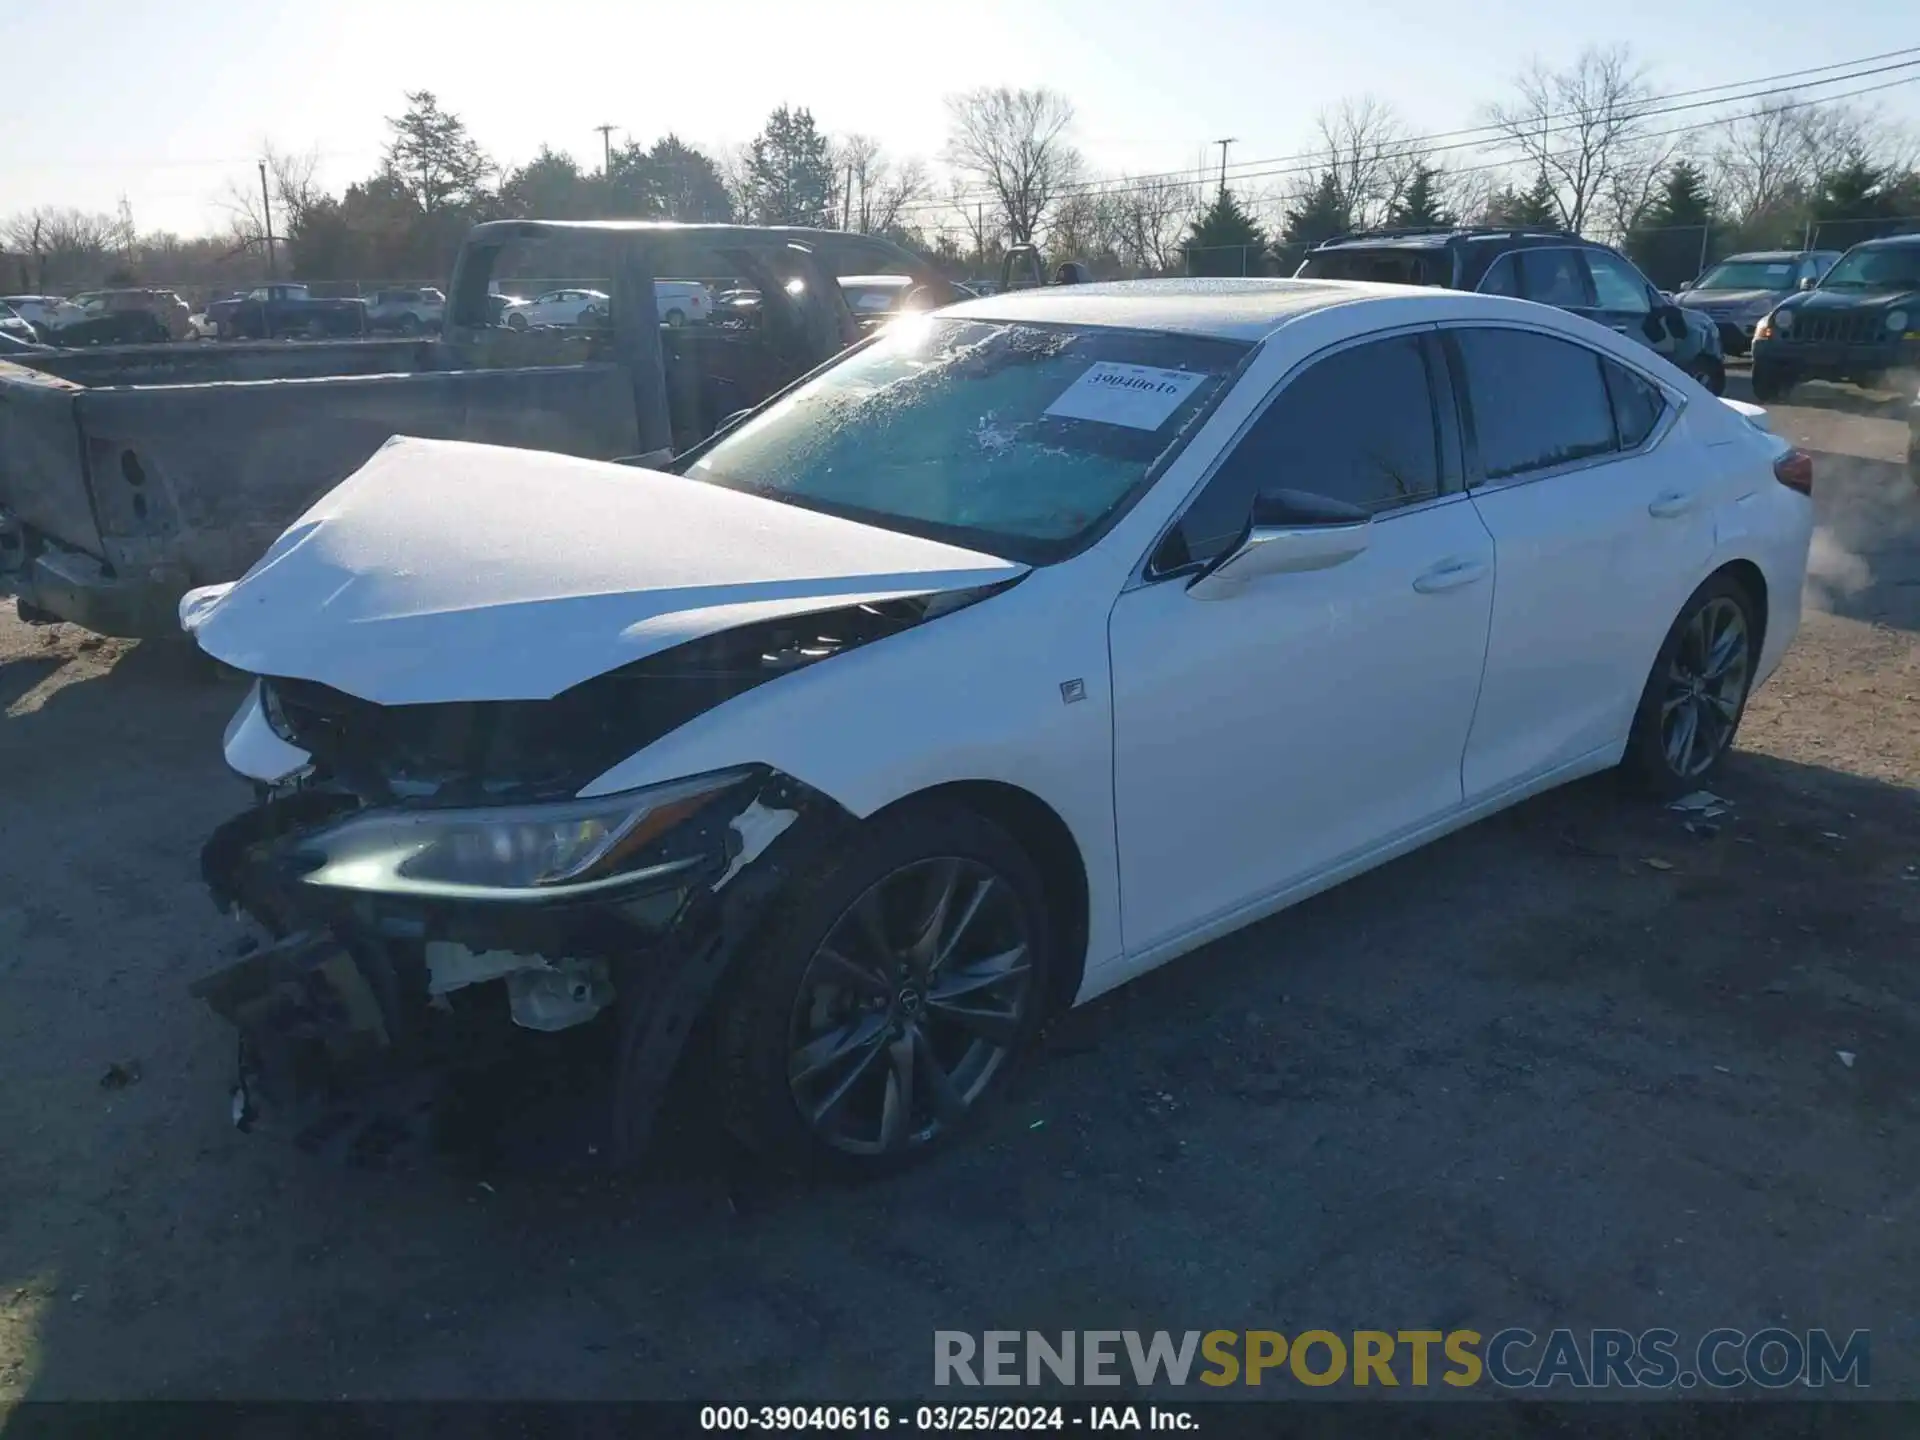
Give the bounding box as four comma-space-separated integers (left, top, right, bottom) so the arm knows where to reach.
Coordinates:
715, 799, 1053, 1176
1749, 361, 1795, 403
1622, 575, 1759, 799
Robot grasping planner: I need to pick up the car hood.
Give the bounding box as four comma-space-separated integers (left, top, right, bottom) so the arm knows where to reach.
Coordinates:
1781, 286, 1920, 314
182, 437, 1027, 706
1679, 288, 1782, 312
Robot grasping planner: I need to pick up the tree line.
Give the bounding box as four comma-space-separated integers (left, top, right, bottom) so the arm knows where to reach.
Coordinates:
6, 46, 1918, 295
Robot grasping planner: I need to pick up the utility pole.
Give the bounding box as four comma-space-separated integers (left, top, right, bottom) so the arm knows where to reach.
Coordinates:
258, 161, 276, 279
1214, 138, 1237, 199
842, 161, 854, 231
594, 124, 617, 175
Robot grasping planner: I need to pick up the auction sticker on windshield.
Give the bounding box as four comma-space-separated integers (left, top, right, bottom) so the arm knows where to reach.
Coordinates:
1044, 362, 1207, 431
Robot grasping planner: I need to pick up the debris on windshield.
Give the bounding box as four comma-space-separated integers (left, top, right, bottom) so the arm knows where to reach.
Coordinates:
99, 1060, 142, 1090
1837, 1051, 1857, 1069
1642, 857, 1675, 871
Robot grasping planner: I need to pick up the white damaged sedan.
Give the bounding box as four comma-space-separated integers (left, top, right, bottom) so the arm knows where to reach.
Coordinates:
184, 279, 1815, 1172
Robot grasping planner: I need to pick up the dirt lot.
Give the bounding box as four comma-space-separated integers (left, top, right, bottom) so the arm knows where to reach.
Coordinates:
1, 378, 1916, 1402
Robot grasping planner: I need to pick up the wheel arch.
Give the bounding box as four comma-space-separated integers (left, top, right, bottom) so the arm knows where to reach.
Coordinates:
870, 779, 1090, 1018
1713, 557, 1769, 660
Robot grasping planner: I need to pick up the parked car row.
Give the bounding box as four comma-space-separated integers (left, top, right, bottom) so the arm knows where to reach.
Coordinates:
1294, 225, 1729, 394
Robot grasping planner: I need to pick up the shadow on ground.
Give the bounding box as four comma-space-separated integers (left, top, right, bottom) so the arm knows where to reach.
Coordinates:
5, 666, 1916, 1403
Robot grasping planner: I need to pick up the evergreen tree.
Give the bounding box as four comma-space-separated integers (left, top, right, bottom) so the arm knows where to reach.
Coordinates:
1184, 188, 1264, 275
381, 91, 493, 214
1625, 159, 1714, 288
744, 107, 835, 227
1507, 171, 1561, 227
1281, 171, 1351, 248
1386, 164, 1453, 229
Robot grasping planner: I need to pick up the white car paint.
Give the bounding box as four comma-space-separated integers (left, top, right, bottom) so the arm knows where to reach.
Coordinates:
205, 279, 1814, 1008
507, 282, 712, 328
183, 436, 1026, 704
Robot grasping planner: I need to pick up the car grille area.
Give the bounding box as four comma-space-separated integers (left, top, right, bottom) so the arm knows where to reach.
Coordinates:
1785, 312, 1882, 345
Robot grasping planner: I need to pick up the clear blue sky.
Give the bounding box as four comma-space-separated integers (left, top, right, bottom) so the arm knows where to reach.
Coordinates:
3, 0, 1916, 235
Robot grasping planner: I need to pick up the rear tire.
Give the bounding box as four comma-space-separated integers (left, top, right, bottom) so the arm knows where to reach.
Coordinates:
1749, 362, 1794, 403
1622, 574, 1759, 800
714, 799, 1053, 1177
664, 308, 687, 327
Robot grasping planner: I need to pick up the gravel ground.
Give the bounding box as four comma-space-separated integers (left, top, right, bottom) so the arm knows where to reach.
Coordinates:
1, 379, 1915, 1402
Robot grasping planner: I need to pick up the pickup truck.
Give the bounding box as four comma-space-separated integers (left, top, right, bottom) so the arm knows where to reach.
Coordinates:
206, 283, 370, 340
0, 220, 957, 637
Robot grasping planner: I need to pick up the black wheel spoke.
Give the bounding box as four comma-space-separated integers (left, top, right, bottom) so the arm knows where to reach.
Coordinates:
929, 944, 1029, 1002
930, 877, 997, 976
911, 1023, 969, 1124
807, 1028, 891, 1125
788, 852, 1035, 1157
850, 887, 895, 969
906, 858, 962, 966
790, 1014, 887, 1086
878, 1035, 915, 1151
810, 944, 888, 998
927, 998, 1019, 1047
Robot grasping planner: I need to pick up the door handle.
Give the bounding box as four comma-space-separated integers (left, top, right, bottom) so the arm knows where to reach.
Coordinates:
1412, 559, 1490, 593
1648, 490, 1697, 518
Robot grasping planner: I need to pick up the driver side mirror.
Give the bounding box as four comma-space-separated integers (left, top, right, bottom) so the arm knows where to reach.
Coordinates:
1675, 280, 1692, 292
1187, 489, 1371, 600
1799, 277, 1817, 291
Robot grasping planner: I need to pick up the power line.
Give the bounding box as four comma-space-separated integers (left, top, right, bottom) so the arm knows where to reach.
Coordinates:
901, 47, 1920, 218
888, 56, 1920, 224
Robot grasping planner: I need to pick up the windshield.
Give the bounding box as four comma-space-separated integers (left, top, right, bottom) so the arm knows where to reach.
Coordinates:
682, 315, 1249, 562
1818, 245, 1920, 291
1297, 247, 1454, 286
1695, 259, 1797, 290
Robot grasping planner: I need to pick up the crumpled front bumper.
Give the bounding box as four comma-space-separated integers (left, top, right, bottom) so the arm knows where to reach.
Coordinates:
192, 771, 849, 1165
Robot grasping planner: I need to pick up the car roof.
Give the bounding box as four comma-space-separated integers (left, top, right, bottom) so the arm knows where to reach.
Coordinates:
940, 277, 1455, 341
1850, 232, 1920, 249
838, 274, 913, 286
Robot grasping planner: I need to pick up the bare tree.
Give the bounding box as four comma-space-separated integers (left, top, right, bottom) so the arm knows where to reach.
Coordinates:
1316, 97, 1420, 229
1111, 173, 1199, 273
1483, 45, 1658, 233
1, 207, 120, 288
1598, 132, 1686, 241
833, 134, 931, 234
944, 86, 1081, 244
220, 144, 326, 264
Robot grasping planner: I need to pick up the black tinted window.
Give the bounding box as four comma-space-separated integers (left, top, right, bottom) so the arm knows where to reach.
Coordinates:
1602, 360, 1665, 449
1478, 253, 1522, 296
1455, 328, 1617, 481
1519, 249, 1594, 308
1172, 335, 1441, 566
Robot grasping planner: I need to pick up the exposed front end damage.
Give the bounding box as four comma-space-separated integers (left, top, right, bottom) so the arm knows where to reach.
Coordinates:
197, 761, 851, 1166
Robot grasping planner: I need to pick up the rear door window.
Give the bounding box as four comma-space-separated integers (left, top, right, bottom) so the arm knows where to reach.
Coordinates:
1478, 253, 1522, 296
1601, 360, 1667, 450
1585, 250, 1653, 313
1453, 327, 1618, 482
1518, 250, 1596, 308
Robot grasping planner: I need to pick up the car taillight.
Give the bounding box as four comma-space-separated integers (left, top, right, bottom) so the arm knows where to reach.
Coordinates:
1773, 448, 1813, 495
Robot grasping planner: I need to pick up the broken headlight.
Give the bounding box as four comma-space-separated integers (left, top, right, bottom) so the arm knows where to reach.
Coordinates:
295, 768, 753, 899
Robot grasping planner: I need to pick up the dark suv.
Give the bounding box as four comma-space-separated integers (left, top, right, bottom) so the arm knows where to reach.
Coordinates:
1297, 226, 1724, 393
1749, 234, 1920, 402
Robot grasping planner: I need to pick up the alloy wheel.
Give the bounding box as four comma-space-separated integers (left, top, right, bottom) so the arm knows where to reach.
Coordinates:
786, 857, 1034, 1156
1660, 596, 1750, 778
